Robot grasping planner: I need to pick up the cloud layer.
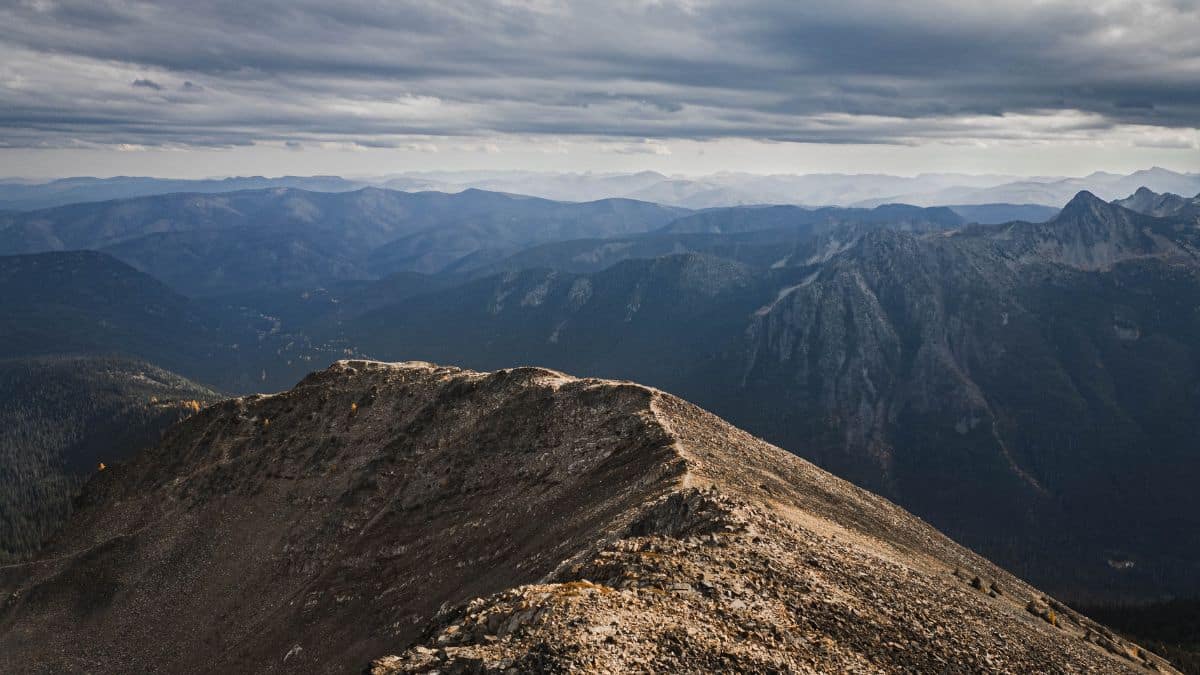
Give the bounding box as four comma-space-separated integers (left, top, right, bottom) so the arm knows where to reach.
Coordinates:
0, 0, 1198, 152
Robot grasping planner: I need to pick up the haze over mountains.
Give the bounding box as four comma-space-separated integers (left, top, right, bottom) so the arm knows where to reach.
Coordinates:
4, 166, 1199, 212
0, 189, 686, 294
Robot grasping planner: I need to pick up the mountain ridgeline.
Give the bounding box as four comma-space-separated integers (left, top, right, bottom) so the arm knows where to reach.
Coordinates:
6, 167, 1195, 209
0, 361, 1175, 673
0, 188, 689, 295
0, 187, 977, 297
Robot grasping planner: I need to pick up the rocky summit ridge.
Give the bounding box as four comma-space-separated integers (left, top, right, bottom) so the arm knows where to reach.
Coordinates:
0, 360, 1177, 673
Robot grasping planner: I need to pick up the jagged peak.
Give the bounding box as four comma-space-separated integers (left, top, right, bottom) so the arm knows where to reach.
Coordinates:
1059, 190, 1107, 213
1051, 190, 1144, 228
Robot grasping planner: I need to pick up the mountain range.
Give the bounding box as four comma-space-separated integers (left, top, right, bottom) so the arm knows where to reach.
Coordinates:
0, 175, 366, 211
0, 188, 687, 295
330, 191, 1200, 601
2, 185, 1199, 608
382, 167, 1200, 209
4, 167, 1198, 211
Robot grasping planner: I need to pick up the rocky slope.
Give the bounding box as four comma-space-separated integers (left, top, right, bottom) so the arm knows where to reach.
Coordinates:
1114, 187, 1200, 225
0, 361, 1176, 673
726, 194, 1200, 598
986, 191, 1199, 270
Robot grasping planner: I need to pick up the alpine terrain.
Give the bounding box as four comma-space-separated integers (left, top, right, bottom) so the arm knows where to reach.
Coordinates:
0, 361, 1176, 673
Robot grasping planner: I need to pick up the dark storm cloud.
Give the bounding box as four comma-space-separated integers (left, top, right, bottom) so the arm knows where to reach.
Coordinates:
0, 0, 1197, 149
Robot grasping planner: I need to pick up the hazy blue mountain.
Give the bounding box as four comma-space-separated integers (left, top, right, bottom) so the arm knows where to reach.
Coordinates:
445, 203, 963, 278
660, 203, 964, 235
363, 191, 689, 275
0, 175, 366, 211
948, 203, 1060, 224
8, 169, 1197, 212
371, 168, 1200, 208
858, 168, 1200, 208
0, 187, 689, 295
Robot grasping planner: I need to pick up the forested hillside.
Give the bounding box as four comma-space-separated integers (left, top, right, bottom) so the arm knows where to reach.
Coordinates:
0, 356, 218, 561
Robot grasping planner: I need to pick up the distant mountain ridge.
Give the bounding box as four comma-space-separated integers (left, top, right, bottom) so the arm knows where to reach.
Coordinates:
0, 175, 367, 211
659, 203, 965, 235
984, 190, 1199, 270
0, 187, 688, 295
1114, 187, 1200, 225
385, 167, 1200, 208
4, 167, 1199, 211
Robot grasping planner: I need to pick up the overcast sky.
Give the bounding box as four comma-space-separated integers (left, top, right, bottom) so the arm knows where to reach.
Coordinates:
1, 0, 1198, 178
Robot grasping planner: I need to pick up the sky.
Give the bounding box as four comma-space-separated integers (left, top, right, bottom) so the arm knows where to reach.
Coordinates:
1, 0, 1198, 179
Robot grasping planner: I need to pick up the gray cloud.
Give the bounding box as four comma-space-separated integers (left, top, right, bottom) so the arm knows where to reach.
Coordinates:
0, 0, 1197, 150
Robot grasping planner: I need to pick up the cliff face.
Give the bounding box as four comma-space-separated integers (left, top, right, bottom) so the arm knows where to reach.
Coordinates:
0, 361, 1173, 673
722, 198, 1200, 598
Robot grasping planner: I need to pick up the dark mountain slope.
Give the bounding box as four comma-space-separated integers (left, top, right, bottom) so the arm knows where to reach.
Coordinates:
1114, 187, 1194, 217
445, 226, 824, 277
1114, 187, 1200, 228
948, 202, 1060, 224
1079, 599, 1200, 674
729, 227, 1200, 599
349, 254, 777, 384
0, 361, 1172, 673
0, 356, 218, 561
984, 191, 1199, 270
101, 226, 367, 296
0, 251, 317, 393
0, 251, 216, 367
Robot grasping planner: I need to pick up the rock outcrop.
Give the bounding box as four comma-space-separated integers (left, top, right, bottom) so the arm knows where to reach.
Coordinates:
0, 361, 1177, 673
